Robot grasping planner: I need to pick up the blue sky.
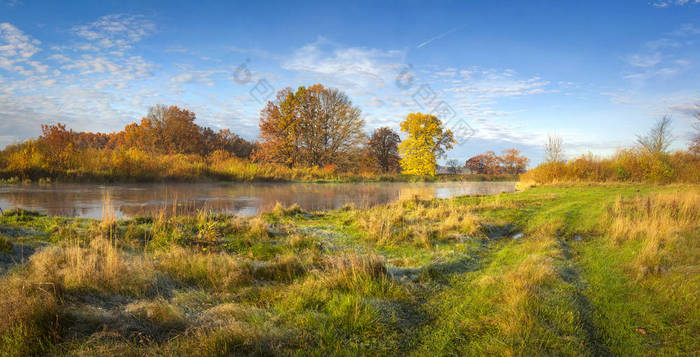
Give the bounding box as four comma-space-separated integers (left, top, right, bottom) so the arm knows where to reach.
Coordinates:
1, 0, 699, 163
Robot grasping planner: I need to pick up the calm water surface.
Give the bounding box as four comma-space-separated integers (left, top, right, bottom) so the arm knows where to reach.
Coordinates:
0, 181, 516, 218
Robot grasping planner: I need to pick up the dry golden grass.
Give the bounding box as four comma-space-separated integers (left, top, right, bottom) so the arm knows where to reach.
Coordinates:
0, 275, 60, 356
357, 204, 407, 245
515, 180, 537, 191
605, 190, 700, 277
154, 247, 253, 291
313, 252, 404, 299
496, 254, 559, 341
247, 215, 270, 239
28, 238, 156, 296
323, 253, 388, 286
357, 198, 482, 247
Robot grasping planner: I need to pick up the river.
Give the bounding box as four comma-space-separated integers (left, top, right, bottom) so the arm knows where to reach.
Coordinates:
0, 181, 516, 218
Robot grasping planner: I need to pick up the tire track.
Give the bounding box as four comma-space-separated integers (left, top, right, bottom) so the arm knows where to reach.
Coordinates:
558, 237, 611, 357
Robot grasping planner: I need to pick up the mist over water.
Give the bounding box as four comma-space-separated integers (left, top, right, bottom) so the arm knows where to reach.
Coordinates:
0, 182, 516, 218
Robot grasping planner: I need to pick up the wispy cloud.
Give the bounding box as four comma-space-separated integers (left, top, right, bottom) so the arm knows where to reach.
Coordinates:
652, 0, 700, 8
623, 23, 699, 82
0, 22, 41, 75
669, 23, 700, 36
282, 38, 405, 90
625, 52, 662, 67
1, 0, 22, 7
170, 69, 227, 86
72, 14, 156, 51
416, 26, 463, 49
445, 69, 550, 98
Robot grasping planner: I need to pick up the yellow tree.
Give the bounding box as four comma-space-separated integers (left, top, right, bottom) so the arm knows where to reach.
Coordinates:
398, 112, 455, 176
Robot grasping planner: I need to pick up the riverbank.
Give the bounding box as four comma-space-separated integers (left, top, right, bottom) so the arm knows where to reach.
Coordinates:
0, 171, 517, 184
0, 184, 697, 355
0, 148, 517, 184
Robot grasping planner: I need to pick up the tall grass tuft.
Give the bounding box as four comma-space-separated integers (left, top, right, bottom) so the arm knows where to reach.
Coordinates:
605, 190, 700, 277
28, 238, 157, 296
0, 276, 60, 356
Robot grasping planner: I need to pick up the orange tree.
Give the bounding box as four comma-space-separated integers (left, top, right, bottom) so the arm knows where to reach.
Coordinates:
256, 84, 365, 169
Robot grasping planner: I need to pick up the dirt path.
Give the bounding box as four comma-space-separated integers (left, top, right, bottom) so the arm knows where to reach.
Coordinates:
558, 237, 611, 357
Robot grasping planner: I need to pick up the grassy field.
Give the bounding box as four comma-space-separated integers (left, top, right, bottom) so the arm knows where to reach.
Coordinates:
0, 184, 697, 355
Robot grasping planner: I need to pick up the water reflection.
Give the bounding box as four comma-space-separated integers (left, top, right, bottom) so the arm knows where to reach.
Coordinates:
0, 181, 516, 218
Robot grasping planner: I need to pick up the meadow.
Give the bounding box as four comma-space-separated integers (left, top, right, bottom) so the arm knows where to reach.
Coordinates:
0, 183, 697, 356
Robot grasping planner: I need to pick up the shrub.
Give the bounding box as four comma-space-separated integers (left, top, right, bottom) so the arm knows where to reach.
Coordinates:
521, 149, 699, 184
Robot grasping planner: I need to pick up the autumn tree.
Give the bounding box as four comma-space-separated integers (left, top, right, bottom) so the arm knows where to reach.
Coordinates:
110, 118, 155, 152
637, 116, 673, 154
257, 85, 365, 168
465, 154, 487, 174
104, 105, 253, 157
465, 151, 501, 175
107, 106, 201, 154
398, 112, 455, 176
39, 122, 75, 168
201, 128, 255, 158
366, 127, 401, 173
147, 105, 204, 154
464, 149, 528, 175
500, 148, 529, 174
72, 131, 111, 150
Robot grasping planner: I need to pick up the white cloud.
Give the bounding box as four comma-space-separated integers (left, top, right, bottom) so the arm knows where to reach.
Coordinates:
61, 55, 153, 88
1, 0, 22, 7
72, 14, 155, 51
624, 59, 691, 80
282, 38, 405, 90
165, 46, 190, 53
170, 69, 226, 86
652, 0, 700, 7
367, 97, 385, 107
625, 52, 661, 67
663, 97, 700, 117
600, 91, 635, 104
670, 23, 700, 37
445, 70, 550, 98
0, 23, 41, 75
623, 23, 699, 82
646, 38, 681, 50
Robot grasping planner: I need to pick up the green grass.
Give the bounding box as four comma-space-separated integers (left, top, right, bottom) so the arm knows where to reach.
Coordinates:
0, 183, 697, 355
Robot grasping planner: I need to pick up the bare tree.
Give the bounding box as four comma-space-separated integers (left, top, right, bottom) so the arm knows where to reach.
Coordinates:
691, 110, 700, 155
445, 159, 461, 174
637, 116, 673, 154
544, 134, 564, 163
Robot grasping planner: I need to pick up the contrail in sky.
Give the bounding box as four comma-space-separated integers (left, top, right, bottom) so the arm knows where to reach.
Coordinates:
416, 25, 464, 49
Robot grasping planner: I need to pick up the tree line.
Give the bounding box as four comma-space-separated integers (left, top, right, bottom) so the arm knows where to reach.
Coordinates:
37, 105, 255, 169
1, 83, 534, 179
